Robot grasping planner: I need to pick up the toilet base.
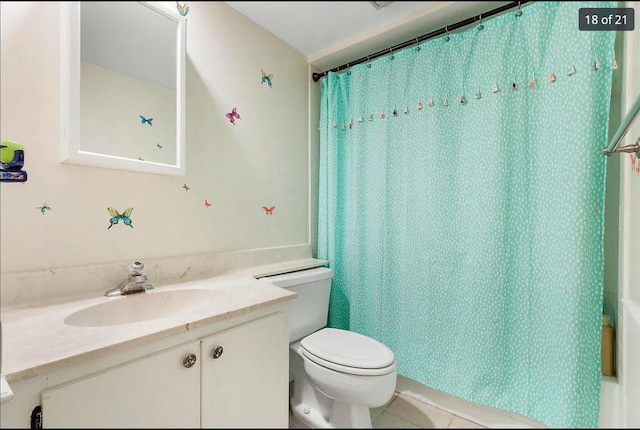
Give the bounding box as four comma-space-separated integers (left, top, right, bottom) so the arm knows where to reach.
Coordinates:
291, 399, 373, 429
289, 342, 372, 429
290, 344, 375, 428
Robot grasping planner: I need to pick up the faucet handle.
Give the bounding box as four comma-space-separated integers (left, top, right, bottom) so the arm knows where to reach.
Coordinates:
129, 261, 145, 276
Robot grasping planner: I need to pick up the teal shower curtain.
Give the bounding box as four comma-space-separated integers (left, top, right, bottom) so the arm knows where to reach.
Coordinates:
317, 2, 616, 428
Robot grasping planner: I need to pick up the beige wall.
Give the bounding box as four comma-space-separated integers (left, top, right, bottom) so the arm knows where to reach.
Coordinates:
309, 65, 322, 258
0, 3, 314, 282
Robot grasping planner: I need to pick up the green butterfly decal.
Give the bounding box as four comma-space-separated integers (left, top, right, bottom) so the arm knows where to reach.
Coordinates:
261, 69, 273, 88
36, 202, 52, 214
176, 2, 189, 17
108, 207, 133, 229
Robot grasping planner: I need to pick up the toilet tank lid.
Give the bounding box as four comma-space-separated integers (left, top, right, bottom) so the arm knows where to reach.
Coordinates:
301, 328, 395, 369
259, 267, 333, 288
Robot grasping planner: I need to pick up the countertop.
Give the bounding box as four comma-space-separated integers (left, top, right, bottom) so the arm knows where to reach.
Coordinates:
1, 258, 328, 382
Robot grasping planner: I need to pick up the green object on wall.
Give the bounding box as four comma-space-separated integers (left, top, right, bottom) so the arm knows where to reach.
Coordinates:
1, 140, 24, 164
318, 1, 616, 428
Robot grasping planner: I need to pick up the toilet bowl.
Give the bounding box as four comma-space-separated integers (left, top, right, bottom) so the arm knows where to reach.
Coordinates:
259, 267, 397, 428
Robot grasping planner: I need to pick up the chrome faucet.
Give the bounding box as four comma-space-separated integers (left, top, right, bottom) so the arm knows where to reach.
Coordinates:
104, 261, 154, 297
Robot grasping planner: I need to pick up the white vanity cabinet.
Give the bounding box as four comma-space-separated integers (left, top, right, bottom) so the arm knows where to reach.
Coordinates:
2, 308, 289, 429
41, 340, 202, 428
200, 311, 289, 428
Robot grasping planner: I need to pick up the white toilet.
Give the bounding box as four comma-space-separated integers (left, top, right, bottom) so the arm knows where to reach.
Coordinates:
260, 267, 397, 429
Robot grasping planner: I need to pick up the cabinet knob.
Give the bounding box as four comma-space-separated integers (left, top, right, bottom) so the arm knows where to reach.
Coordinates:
211, 346, 224, 359
183, 353, 197, 368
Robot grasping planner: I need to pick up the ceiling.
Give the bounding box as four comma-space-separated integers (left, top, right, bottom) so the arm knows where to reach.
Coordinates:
225, 1, 511, 71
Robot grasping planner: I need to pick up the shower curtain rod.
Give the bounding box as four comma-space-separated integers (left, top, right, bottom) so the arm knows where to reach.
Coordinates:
604, 93, 640, 156
311, 1, 531, 82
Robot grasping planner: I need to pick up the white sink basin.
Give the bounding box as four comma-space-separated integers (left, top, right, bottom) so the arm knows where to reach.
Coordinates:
64, 288, 226, 327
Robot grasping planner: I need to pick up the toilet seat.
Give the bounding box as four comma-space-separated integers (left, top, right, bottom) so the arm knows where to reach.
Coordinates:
300, 328, 396, 376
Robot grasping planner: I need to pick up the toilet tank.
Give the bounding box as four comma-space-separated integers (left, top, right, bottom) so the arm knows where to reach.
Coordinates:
259, 267, 333, 343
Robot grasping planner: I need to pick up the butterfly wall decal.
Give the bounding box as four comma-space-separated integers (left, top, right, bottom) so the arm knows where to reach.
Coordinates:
226, 107, 241, 125
262, 206, 275, 215
140, 115, 153, 126
204, 199, 212, 208
183, 183, 190, 191
261, 69, 273, 88
36, 203, 52, 214
156, 143, 163, 149
176, 1, 189, 17
107, 207, 133, 229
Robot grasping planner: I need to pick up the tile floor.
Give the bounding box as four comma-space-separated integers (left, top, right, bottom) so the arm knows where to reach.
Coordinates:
368, 392, 486, 429
289, 375, 546, 429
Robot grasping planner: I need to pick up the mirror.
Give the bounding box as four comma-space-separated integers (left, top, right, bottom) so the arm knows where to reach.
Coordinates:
60, 1, 186, 175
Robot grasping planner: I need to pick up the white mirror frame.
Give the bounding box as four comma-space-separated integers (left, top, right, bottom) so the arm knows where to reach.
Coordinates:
59, 1, 186, 176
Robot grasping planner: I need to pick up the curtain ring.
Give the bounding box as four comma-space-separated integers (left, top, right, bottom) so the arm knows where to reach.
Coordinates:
444, 26, 451, 41
346, 62, 351, 75
477, 14, 484, 30
366, 55, 371, 68
389, 47, 394, 61
515, 1, 523, 16
415, 37, 420, 51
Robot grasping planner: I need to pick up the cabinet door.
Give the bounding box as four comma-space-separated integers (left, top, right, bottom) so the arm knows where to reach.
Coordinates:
41, 340, 201, 428
201, 312, 289, 428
